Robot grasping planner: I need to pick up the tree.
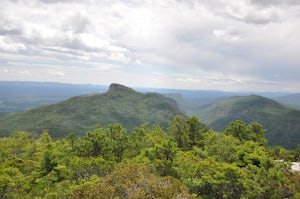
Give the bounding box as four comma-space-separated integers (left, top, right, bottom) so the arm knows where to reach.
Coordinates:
203, 132, 239, 163
106, 123, 128, 162
246, 122, 267, 146
70, 175, 114, 199
142, 126, 178, 176
38, 130, 53, 150
173, 151, 244, 198
125, 123, 151, 158
185, 116, 207, 148
236, 141, 288, 198
224, 120, 267, 145
66, 133, 77, 151
168, 115, 188, 149
69, 156, 114, 181
41, 150, 57, 175
168, 116, 207, 150
102, 163, 194, 198
0, 119, 294, 198
0, 166, 28, 198
236, 141, 272, 168
242, 163, 287, 198
224, 120, 248, 141
78, 126, 107, 157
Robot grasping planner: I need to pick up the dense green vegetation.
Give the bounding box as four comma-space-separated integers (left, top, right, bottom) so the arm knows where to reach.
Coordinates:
1, 116, 300, 198
0, 84, 184, 138
190, 95, 300, 149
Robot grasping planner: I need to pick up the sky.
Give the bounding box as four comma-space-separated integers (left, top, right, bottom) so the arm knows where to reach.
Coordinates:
0, 0, 300, 92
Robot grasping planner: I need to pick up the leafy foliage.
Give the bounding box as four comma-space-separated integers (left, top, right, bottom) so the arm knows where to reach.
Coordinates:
0, 116, 299, 198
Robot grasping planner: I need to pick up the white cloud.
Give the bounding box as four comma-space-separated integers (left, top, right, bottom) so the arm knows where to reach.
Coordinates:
89, 64, 120, 71
223, 2, 279, 24
0, 68, 9, 73
48, 71, 65, 76
213, 29, 241, 42
0, 0, 299, 91
0, 36, 27, 52
18, 70, 31, 75
135, 59, 142, 64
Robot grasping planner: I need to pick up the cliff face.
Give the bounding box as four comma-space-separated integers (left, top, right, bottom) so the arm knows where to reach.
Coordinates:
108, 83, 136, 93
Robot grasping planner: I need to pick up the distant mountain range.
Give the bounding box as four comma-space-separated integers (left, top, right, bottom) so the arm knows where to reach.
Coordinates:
275, 93, 300, 110
1, 81, 296, 112
0, 81, 107, 112
0, 83, 184, 138
0, 81, 300, 149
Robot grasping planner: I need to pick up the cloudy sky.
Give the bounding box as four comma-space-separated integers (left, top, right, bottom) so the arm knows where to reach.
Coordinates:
1, 0, 300, 92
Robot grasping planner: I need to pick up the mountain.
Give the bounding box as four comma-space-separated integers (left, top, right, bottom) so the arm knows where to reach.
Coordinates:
0, 83, 184, 138
0, 81, 289, 113
194, 95, 300, 149
0, 81, 107, 112
274, 93, 300, 110
160, 90, 288, 117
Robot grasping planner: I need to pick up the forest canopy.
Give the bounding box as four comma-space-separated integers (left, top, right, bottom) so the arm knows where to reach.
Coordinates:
1, 116, 300, 198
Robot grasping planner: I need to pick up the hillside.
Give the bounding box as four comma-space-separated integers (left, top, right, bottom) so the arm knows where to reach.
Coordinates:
162, 90, 288, 117
195, 95, 300, 149
0, 83, 184, 138
275, 93, 300, 110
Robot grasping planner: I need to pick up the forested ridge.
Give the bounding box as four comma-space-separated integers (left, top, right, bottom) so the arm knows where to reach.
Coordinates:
0, 83, 184, 138
185, 95, 300, 149
1, 115, 300, 198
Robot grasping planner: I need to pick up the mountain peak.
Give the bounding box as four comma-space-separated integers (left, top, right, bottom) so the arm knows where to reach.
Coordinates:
0, 82, 184, 138
108, 83, 135, 93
